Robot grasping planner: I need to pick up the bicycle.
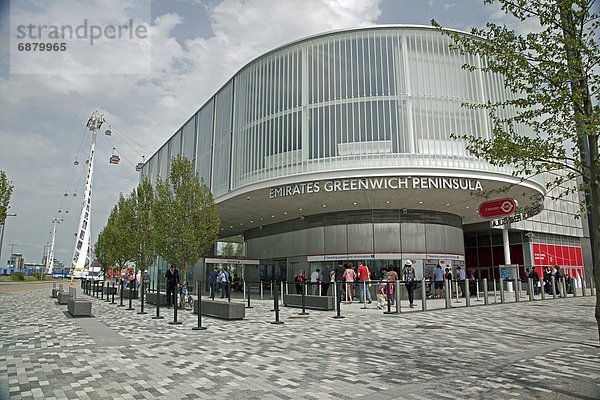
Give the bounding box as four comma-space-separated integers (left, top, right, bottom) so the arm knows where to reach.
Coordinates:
178, 285, 194, 310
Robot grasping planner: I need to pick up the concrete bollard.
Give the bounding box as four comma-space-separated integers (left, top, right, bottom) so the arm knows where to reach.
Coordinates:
483, 278, 488, 305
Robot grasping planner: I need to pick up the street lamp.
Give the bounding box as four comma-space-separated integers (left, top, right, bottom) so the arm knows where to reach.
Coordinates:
0, 212, 17, 268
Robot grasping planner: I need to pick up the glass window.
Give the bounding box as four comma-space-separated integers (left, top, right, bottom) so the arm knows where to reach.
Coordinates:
182, 116, 196, 162
196, 100, 214, 185
213, 82, 233, 196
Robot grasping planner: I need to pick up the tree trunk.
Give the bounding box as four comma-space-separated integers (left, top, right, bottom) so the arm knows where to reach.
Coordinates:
560, 1, 600, 346
590, 137, 600, 346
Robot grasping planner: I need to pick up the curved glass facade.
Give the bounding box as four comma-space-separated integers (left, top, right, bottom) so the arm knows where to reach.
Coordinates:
142, 26, 536, 199
142, 25, 588, 285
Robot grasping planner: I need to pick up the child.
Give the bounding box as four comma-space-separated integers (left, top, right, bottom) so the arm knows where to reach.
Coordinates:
376, 279, 387, 310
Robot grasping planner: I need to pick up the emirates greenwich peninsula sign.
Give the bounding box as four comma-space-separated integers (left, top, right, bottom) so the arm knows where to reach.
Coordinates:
269, 176, 483, 199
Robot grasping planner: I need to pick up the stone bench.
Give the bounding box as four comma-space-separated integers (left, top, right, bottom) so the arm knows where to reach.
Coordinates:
193, 299, 245, 320
283, 294, 335, 311
68, 298, 92, 317
146, 292, 169, 306
51, 284, 64, 298
57, 291, 72, 305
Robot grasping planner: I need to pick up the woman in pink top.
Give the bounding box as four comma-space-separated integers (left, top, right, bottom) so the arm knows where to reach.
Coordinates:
343, 265, 356, 303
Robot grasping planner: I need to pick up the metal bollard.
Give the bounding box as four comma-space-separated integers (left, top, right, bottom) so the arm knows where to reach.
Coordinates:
582, 278, 587, 297
444, 280, 450, 309
118, 279, 125, 307
111, 280, 116, 304
169, 288, 181, 325
541, 280, 546, 300
152, 278, 164, 320
483, 278, 488, 305
514, 277, 519, 303
260, 280, 264, 300
475, 280, 481, 302
105, 281, 111, 302
500, 279, 505, 304
281, 281, 285, 305
571, 277, 577, 297
101, 281, 104, 300
528, 278, 534, 301
591, 278, 596, 296
421, 279, 427, 311
453, 280, 461, 303
395, 280, 401, 313
138, 280, 147, 315
299, 280, 309, 315
561, 277, 567, 298
127, 283, 134, 310
465, 279, 470, 307
333, 281, 345, 319
245, 282, 253, 309
271, 281, 283, 325
551, 276, 557, 299
193, 281, 207, 331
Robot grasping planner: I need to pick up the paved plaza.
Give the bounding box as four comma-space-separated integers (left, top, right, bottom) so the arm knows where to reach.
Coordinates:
0, 281, 599, 400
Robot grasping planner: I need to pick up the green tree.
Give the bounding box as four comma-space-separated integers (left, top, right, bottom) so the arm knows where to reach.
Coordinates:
95, 224, 118, 279
221, 241, 244, 258
433, 0, 599, 341
98, 194, 134, 276
0, 170, 14, 226
153, 155, 221, 288
130, 177, 155, 275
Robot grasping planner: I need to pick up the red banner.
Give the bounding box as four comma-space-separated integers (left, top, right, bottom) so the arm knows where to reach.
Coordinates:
532, 243, 583, 267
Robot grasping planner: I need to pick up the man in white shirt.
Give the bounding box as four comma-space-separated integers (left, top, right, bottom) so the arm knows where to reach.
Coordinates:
457, 266, 466, 297
310, 269, 321, 295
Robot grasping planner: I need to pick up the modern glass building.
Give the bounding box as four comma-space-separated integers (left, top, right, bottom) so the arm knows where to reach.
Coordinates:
141, 25, 589, 285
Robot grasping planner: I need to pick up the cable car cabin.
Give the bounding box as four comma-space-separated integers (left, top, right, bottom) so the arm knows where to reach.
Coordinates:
135, 163, 144, 171
109, 155, 120, 164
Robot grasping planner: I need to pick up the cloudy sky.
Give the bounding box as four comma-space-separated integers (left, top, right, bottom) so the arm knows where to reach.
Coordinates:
0, 0, 511, 269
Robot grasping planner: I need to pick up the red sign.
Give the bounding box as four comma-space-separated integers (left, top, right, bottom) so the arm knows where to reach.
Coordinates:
532, 244, 583, 267
478, 198, 517, 219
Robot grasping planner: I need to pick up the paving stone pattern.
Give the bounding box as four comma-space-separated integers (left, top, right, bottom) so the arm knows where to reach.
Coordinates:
0, 285, 598, 400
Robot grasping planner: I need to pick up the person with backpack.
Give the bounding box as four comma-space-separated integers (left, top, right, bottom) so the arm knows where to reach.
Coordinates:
402, 260, 416, 308
165, 265, 180, 308
528, 267, 541, 295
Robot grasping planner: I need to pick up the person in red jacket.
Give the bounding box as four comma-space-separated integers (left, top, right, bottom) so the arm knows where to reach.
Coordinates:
357, 261, 372, 304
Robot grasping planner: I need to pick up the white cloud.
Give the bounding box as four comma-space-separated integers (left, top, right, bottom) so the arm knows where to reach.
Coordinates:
0, 0, 382, 267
